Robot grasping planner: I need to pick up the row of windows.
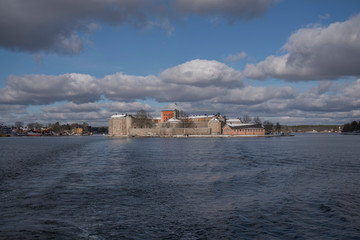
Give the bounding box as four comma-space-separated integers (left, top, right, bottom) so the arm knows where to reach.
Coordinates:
224, 128, 264, 133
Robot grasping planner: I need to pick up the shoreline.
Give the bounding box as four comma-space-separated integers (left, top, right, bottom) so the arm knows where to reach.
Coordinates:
109, 134, 293, 138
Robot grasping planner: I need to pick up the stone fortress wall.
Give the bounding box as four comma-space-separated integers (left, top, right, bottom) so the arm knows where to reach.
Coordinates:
108, 110, 264, 137
128, 127, 211, 137
108, 112, 224, 137
108, 115, 133, 136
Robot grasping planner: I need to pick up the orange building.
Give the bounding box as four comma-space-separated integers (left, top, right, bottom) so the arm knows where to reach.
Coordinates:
223, 123, 265, 136
161, 109, 179, 122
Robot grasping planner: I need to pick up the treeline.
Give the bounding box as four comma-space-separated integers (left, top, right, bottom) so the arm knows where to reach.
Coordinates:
286, 125, 339, 133
237, 114, 282, 133
13, 121, 108, 134
342, 120, 360, 132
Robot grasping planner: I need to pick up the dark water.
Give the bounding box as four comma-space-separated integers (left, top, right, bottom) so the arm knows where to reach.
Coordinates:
1, 134, 360, 239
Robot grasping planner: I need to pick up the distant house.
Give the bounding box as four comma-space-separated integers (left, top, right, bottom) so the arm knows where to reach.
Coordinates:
161, 109, 179, 122
223, 123, 265, 136
188, 115, 214, 122
153, 117, 162, 123
74, 127, 83, 135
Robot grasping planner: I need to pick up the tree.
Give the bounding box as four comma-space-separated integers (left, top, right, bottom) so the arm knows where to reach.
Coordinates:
179, 111, 195, 128
253, 116, 262, 124
71, 123, 79, 129
51, 122, 61, 133
82, 122, 89, 133
15, 121, 24, 129
242, 114, 251, 123
342, 120, 360, 132
275, 122, 282, 134
27, 122, 42, 131
133, 110, 154, 128
263, 120, 273, 133
351, 121, 360, 131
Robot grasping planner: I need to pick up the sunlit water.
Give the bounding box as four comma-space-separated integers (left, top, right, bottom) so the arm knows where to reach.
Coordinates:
1, 134, 359, 239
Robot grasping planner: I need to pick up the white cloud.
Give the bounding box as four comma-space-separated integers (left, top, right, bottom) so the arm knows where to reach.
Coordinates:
28, 101, 156, 125
53, 34, 83, 55
101, 61, 233, 102
101, 73, 161, 101
0, 73, 101, 105
226, 51, 247, 62
343, 79, 360, 98
1, 61, 359, 125
159, 59, 243, 87
214, 86, 297, 104
42, 101, 155, 115
0, 104, 27, 114
245, 14, 360, 81
319, 13, 330, 20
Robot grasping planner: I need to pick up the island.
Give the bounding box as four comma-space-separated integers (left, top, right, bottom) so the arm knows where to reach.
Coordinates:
108, 109, 266, 137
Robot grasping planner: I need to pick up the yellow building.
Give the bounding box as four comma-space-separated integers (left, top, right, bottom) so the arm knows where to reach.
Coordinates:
74, 128, 83, 135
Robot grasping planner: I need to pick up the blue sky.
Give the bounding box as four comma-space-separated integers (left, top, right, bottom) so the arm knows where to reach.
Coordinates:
0, 0, 359, 126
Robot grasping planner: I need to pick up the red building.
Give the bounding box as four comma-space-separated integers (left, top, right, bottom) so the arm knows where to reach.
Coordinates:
161, 109, 179, 122
223, 123, 265, 136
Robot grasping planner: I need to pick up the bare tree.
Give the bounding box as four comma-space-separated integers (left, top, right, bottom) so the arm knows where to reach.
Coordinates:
263, 120, 274, 133
15, 121, 24, 129
253, 116, 262, 124
179, 111, 195, 128
51, 122, 62, 134
82, 122, 89, 133
28, 122, 42, 131
133, 110, 154, 128
275, 122, 282, 134
242, 114, 251, 123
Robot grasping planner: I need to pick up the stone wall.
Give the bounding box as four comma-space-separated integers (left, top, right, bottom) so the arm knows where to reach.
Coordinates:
109, 114, 226, 137
153, 121, 208, 129
208, 119, 222, 135
128, 128, 211, 136
108, 116, 133, 136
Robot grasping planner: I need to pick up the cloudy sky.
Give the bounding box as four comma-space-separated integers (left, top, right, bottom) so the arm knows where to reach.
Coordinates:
0, 0, 359, 126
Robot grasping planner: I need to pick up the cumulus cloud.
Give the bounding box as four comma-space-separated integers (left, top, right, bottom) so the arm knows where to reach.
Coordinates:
159, 59, 243, 87
0, 0, 279, 54
12, 101, 156, 125
0, 104, 26, 114
214, 86, 297, 104
100, 59, 243, 102
42, 101, 154, 115
244, 14, 360, 81
0, 73, 100, 105
0, 60, 241, 105
343, 79, 360, 99
1, 60, 359, 125
226, 51, 247, 62
101, 73, 161, 101
173, 0, 279, 22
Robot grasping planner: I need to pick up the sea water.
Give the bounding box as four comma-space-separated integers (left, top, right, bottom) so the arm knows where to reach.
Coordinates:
0, 134, 359, 239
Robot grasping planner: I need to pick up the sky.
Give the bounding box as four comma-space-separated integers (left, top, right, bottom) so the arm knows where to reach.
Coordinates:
0, 0, 360, 126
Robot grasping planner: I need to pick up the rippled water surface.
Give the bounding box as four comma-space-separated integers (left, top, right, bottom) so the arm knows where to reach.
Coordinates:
1, 134, 360, 239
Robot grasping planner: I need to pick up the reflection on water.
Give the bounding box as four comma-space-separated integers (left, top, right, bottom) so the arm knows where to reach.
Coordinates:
1, 134, 360, 239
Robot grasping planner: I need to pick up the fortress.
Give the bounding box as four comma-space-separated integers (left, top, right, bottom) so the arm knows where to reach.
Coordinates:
108, 109, 265, 137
